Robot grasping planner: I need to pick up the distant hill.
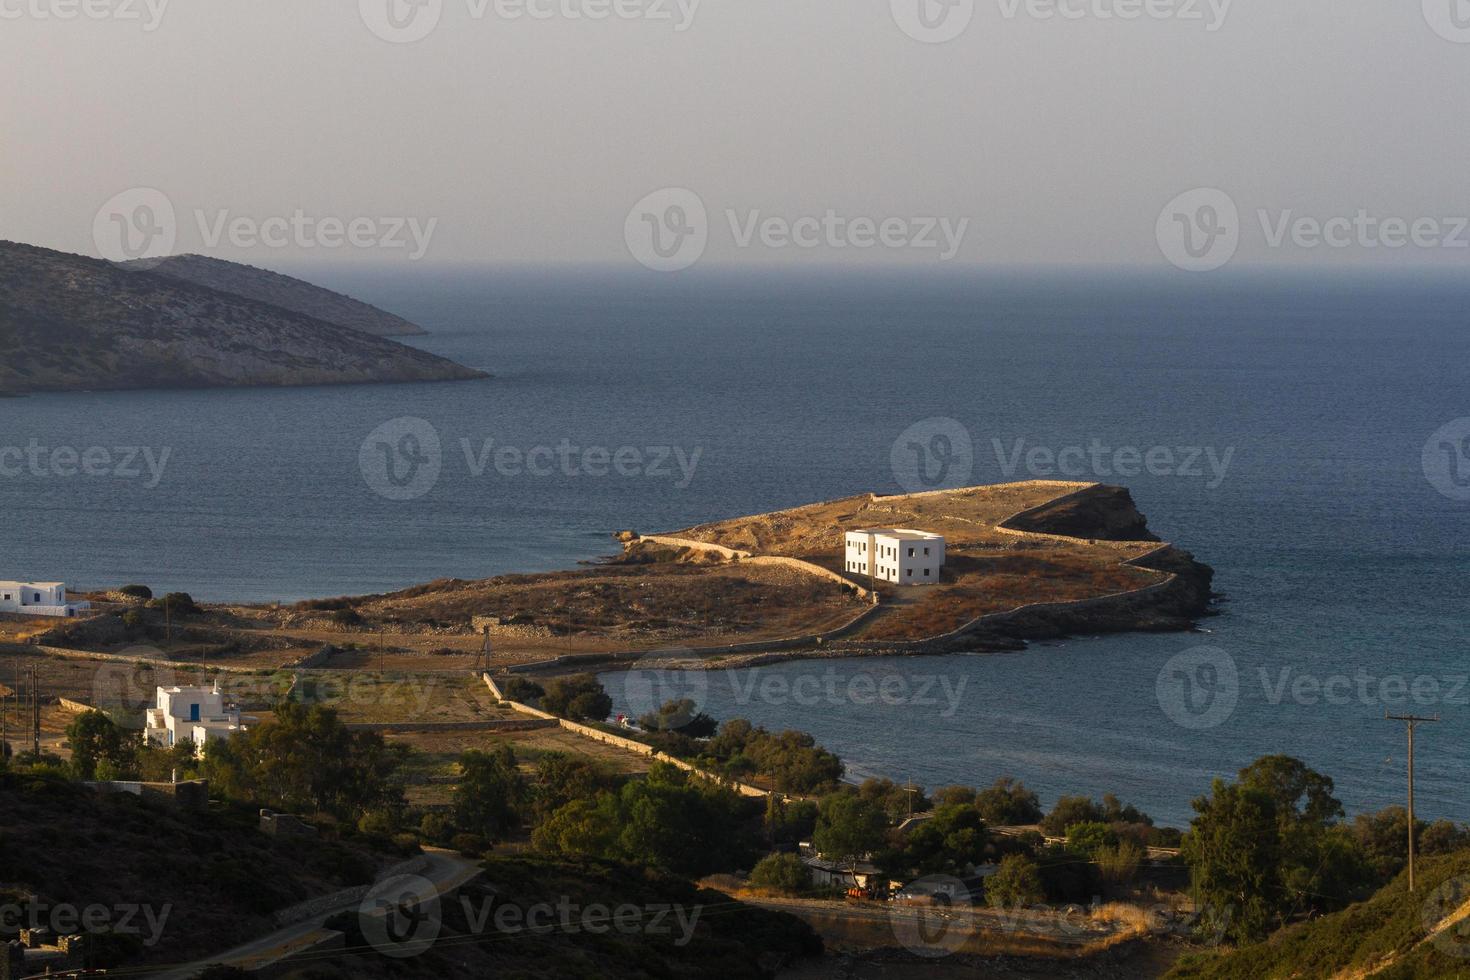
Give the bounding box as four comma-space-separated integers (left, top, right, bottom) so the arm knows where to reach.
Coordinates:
0, 242, 487, 393
128, 253, 427, 337
1168, 850, 1470, 979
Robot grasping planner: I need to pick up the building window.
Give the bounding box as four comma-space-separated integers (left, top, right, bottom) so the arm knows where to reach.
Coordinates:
907, 547, 915, 557
924, 568, 931, 576
907, 568, 913, 577
923, 547, 930, 556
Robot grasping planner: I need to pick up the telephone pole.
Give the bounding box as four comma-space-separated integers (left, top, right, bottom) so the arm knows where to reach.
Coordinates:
1386, 712, 1439, 892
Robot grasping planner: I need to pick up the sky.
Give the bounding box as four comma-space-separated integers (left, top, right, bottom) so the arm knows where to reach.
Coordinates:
4, 0, 1469, 271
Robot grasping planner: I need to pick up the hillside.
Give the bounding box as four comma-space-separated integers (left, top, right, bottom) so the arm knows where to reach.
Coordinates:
0, 241, 486, 393
1167, 850, 1470, 979
0, 772, 398, 968
129, 253, 427, 337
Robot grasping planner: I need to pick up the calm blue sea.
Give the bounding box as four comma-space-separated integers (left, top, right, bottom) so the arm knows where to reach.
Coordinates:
4, 265, 1467, 825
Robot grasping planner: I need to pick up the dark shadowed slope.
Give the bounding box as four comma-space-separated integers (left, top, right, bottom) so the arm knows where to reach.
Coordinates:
128, 252, 427, 337
0, 242, 487, 393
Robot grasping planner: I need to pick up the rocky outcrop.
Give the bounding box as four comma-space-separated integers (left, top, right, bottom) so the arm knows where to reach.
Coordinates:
1004, 484, 1160, 541
0, 241, 486, 393
128, 253, 426, 337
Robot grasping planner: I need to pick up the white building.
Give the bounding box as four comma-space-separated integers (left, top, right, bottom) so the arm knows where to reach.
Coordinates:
0, 581, 90, 618
144, 683, 243, 752
843, 529, 946, 585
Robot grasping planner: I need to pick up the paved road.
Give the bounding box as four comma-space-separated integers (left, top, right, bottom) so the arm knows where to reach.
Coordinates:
149, 848, 482, 980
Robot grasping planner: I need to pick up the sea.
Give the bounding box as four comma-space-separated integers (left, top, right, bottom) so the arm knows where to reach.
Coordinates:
4, 264, 1467, 826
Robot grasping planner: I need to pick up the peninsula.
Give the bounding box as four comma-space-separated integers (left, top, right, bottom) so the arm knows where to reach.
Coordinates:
0, 242, 485, 394
31, 481, 1214, 675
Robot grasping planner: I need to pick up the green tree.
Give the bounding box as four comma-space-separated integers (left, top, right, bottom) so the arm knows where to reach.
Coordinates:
749, 853, 812, 895
1040, 795, 1105, 836
986, 853, 1044, 908
638, 698, 718, 738
975, 776, 1043, 825
888, 803, 988, 877
1064, 821, 1119, 856
530, 751, 605, 823
812, 793, 888, 874
203, 702, 404, 819
541, 675, 612, 722
65, 710, 135, 780
1181, 778, 1282, 943
453, 746, 528, 843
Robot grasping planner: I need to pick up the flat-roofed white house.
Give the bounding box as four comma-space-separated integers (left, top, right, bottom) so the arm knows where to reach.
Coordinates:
844, 529, 946, 585
0, 581, 90, 618
144, 683, 243, 753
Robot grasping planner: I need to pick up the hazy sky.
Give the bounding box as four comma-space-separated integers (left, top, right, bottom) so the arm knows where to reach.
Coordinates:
5, 0, 1469, 270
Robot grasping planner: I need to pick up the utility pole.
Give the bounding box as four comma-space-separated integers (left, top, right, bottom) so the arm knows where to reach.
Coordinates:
31, 665, 40, 758
1386, 712, 1440, 892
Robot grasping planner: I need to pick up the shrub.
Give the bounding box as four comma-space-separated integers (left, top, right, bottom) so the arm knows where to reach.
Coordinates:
119, 584, 153, 600
419, 812, 454, 845
150, 592, 201, 616
357, 809, 399, 836
332, 607, 365, 627
121, 609, 146, 631
986, 853, 1045, 908
452, 832, 488, 856
502, 677, 545, 703
749, 853, 812, 895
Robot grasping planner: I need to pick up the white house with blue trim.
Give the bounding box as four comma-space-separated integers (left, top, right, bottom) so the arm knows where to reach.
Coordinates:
144, 683, 243, 752
0, 581, 90, 618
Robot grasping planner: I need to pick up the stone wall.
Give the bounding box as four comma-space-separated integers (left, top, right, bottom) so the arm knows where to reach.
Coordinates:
482, 674, 775, 799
